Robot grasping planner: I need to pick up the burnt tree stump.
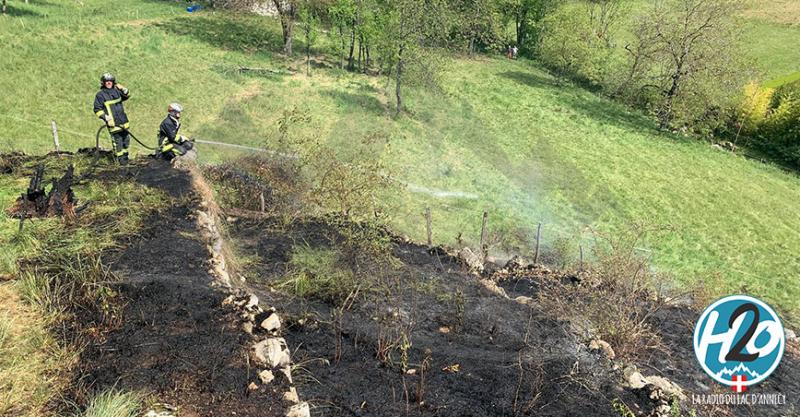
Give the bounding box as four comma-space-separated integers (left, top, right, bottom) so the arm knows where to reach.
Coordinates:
7, 164, 78, 220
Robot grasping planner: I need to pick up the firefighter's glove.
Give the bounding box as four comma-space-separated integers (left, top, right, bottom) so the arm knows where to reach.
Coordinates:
117, 85, 129, 96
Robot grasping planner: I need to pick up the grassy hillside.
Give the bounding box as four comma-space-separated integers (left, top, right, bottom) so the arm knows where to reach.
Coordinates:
2, 1, 800, 323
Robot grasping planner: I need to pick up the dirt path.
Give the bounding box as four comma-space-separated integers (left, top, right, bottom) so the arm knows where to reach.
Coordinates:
70, 159, 285, 417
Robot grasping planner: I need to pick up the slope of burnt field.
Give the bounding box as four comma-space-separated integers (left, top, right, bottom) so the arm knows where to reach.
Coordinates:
66, 159, 286, 417
229, 217, 650, 417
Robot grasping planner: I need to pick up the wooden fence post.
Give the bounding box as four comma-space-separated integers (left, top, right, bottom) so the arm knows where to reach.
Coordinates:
534, 222, 541, 265
424, 207, 432, 246
51, 120, 60, 156
579, 244, 584, 272
480, 211, 488, 260
259, 192, 265, 213
18, 193, 26, 232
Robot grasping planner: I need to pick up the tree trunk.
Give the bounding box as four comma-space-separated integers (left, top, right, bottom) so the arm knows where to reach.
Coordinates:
282, 18, 294, 55
357, 36, 363, 71
395, 45, 404, 116
659, 68, 683, 129
347, 28, 356, 70
273, 0, 295, 55
2, 0, 6, 14
306, 33, 311, 76
339, 27, 346, 69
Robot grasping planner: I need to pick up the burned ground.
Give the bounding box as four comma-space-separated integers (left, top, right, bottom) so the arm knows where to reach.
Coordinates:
5, 153, 798, 417
229, 217, 649, 417
62, 158, 285, 417
499, 270, 800, 417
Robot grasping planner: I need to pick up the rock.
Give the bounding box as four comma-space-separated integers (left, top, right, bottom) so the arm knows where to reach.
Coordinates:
248, 382, 259, 391
278, 365, 294, 384
286, 402, 311, 417
144, 412, 176, 417
458, 247, 485, 273
438, 326, 451, 334
242, 322, 254, 334
504, 255, 527, 270
645, 375, 686, 401
514, 296, 535, 306
245, 294, 259, 310
694, 380, 710, 391
786, 328, 797, 341
589, 339, 616, 360
479, 278, 508, 298
253, 338, 291, 368
654, 404, 672, 416
259, 369, 275, 384
171, 149, 198, 169
260, 313, 281, 332
626, 371, 648, 389
627, 371, 686, 401
283, 387, 299, 404
222, 295, 235, 306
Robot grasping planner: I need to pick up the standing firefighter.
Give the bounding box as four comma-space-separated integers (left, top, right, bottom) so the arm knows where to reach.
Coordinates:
93, 73, 131, 164
158, 103, 193, 161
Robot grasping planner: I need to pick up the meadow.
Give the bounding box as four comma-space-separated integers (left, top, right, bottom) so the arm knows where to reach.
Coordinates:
1, 0, 799, 324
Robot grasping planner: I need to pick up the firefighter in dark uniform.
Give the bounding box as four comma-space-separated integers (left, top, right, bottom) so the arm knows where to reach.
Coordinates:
93, 73, 131, 164
158, 103, 193, 161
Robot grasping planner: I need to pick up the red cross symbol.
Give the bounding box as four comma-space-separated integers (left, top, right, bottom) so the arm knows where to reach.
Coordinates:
731, 374, 748, 393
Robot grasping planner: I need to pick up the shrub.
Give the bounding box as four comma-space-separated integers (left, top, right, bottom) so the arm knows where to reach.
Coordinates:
538, 3, 614, 86
738, 81, 775, 135
753, 80, 800, 166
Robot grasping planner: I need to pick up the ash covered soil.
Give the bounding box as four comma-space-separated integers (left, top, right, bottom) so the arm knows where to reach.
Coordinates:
66, 159, 286, 417
231, 217, 610, 417
229, 216, 800, 417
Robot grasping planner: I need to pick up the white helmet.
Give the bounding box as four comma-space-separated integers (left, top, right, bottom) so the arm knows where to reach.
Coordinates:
168, 103, 183, 117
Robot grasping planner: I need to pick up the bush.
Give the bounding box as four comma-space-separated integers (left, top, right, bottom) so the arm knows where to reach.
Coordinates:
538, 3, 614, 86
738, 81, 775, 135
753, 80, 800, 166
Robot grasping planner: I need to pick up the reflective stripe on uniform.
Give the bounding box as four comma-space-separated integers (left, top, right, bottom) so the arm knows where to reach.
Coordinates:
109, 122, 129, 133
103, 97, 121, 126
115, 149, 128, 157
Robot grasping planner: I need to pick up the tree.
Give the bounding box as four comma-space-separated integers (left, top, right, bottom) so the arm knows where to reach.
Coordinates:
452, 0, 502, 55
585, 0, 626, 47
625, 0, 747, 130
379, 0, 452, 115
298, 2, 320, 75
2, 0, 7, 14
499, 0, 562, 55
539, 4, 608, 83
329, 0, 357, 69
272, 0, 298, 55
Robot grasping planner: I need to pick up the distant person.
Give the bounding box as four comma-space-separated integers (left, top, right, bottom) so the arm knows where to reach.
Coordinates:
512, 46, 518, 59
93, 73, 131, 164
157, 103, 193, 161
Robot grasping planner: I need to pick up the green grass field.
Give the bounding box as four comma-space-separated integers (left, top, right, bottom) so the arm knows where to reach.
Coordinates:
2, 0, 800, 324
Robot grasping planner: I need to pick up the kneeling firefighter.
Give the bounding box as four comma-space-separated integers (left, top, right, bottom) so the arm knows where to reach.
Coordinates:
93, 73, 131, 164
158, 103, 194, 161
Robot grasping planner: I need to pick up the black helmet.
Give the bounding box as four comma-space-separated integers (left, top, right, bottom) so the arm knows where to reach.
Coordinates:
100, 73, 115, 83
